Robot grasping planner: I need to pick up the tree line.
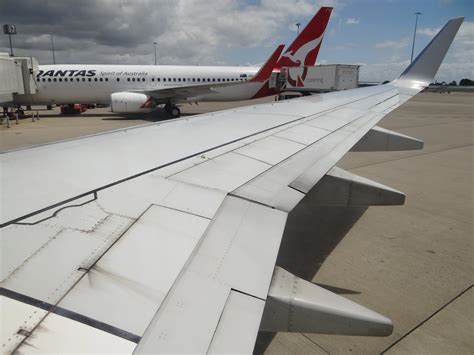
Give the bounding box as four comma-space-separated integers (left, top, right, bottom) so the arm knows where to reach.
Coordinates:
430, 78, 474, 86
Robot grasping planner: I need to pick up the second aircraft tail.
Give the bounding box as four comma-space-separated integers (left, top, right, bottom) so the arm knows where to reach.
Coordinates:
275, 6, 333, 69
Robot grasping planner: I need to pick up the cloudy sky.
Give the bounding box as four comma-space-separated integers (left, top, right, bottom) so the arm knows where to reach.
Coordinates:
0, 0, 472, 83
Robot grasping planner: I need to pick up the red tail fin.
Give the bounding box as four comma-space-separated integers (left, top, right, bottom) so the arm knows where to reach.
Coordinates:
275, 7, 332, 69
250, 44, 285, 82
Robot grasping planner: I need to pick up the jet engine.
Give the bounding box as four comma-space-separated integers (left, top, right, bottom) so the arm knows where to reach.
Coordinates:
110, 92, 153, 113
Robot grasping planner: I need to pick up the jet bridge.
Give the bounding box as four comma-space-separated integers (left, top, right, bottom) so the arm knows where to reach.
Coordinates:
0, 53, 38, 106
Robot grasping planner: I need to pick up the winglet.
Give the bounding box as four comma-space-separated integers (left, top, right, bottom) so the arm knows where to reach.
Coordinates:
250, 44, 285, 82
397, 17, 464, 87
275, 7, 333, 69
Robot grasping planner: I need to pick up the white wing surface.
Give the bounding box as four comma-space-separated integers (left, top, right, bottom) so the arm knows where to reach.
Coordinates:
0, 17, 462, 354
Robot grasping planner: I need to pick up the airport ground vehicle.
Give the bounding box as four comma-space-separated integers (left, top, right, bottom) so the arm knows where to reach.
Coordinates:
60, 103, 88, 114
283, 64, 360, 92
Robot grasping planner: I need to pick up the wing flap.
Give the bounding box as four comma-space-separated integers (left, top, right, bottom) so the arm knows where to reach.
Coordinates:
135, 196, 287, 353
208, 290, 265, 354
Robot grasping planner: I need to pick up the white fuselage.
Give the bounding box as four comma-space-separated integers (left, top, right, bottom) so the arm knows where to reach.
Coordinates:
15, 64, 263, 106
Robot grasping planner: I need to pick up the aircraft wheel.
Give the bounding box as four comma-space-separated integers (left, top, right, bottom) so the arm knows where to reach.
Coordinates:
166, 104, 180, 118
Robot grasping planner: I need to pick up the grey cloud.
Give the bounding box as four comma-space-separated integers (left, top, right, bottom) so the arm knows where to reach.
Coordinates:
0, 0, 340, 65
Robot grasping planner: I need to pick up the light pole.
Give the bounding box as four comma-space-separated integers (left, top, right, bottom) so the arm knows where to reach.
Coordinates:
3, 24, 16, 56
50, 32, 56, 64
153, 41, 157, 65
410, 12, 422, 63
296, 23, 301, 35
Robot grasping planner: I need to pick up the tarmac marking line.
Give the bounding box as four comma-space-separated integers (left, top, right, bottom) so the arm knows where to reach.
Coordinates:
300, 334, 330, 354
380, 284, 473, 354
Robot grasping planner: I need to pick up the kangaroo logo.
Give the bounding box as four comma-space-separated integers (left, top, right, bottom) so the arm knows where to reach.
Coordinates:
279, 35, 324, 87
281, 35, 323, 67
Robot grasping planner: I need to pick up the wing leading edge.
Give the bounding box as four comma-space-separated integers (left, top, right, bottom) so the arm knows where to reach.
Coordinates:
0, 17, 463, 354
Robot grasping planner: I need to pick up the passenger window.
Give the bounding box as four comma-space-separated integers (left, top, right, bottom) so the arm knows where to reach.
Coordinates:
99, 78, 103, 82
142, 78, 145, 82
106, 78, 109, 82
53, 78, 57, 82
151, 78, 155, 82
94, 78, 98, 82
48, 78, 51, 82
132, 78, 136, 82
192, 78, 195, 82
117, 78, 120, 82
88, 78, 91, 82
158, 78, 161, 82
212, 78, 215, 82
178, 78, 181, 82
173, 78, 176, 82
127, 78, 130, 82
81, 78, 85, 82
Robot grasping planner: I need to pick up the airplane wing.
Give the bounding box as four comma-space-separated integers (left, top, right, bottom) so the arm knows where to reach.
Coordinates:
136, 45, 284, 102
0, 17, 463, 354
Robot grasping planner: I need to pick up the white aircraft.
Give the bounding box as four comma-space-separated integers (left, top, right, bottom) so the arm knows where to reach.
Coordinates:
14, 7, 333, 118
0, 16, 463, 354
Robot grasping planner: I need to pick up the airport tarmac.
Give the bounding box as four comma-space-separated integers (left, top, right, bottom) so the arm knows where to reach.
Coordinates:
1, 92, 472, 354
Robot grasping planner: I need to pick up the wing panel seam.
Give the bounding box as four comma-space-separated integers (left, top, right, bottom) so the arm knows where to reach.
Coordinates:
0, 287, 141, 344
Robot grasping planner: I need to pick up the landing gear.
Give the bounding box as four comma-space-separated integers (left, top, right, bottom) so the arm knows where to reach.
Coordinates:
15, 105, 25, 117
164, 103, 181, 118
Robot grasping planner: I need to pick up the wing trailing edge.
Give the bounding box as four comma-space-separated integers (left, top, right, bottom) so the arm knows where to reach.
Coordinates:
260, 267, 393, 336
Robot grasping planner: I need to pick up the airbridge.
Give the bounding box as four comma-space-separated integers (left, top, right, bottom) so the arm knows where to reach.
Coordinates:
0, 53, 38, 106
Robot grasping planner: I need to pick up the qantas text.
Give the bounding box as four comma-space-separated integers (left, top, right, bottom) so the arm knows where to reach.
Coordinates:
37, 70, 97, 77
